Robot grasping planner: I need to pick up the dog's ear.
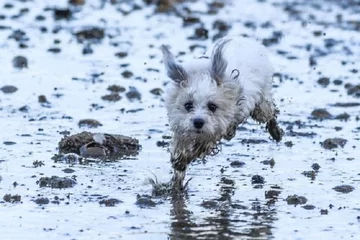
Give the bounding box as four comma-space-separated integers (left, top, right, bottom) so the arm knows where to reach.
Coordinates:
161, 45, 188, 84
211, 39, 230, 86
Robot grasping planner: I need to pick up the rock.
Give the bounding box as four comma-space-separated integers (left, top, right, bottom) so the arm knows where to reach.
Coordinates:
182, 16, 201, 26
286, 195, 307, 205
321, 138, 347, 149
1, 85, 18, 94
262, 31, 283, 47
213, 20, 231, 32
126, 108, 144, 113
79, 142, 107, 158
107, 85, 126, 93
38, 95, 48, 103
230, 160, 245, 168
309, 56, 317, 67
347, 84, 360, 96
78, 119, 102, 128
35, 15, 46, 21
311, 163, 321, 171
3, 194, 21, 203
38, 95, 51, 107
156, 140, 169, 148
4, 3, 13, 8
302, 204, 316, 210
251, 175, 265, 184
69, 0, 85, 5
310, 108, 332, 120
333, 185, 355, 193
335, 113, 350, 121
241, 139, 268, 144
188, 27, 208, 40
48, 47, 61, 53
62, 168, 75, 173
265, 190, 281, 199
135, 195, 156, 208
37, 176, 76, 189
125, 87, 141, 101
200, 200, 219, 209
302, 170, 316, 179
18, 105, 30, 113
33, 160, 44, 168
82, 44, 93, 55
320, 209, 328, 215
12, 56, 28, 69
288, 130, 316, 138
333, 79, 343, 85
331, 102, 360, 107
99, 198, 122, 207
35, 197, 50, 205
75, 27, 105, 43
115, 52, 127, 58
261, 158, 275, 167
144, 0, 179, 12
317, 77, 330, 87
101, 93, 121, 102
53, 8, 72, 21
221, 177, 235, 185
150, 88, 163, 96
8, 30, 28, 42
121, 70, 133, 78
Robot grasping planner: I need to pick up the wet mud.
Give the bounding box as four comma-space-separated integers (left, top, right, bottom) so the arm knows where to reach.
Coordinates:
1, 0, 360, 239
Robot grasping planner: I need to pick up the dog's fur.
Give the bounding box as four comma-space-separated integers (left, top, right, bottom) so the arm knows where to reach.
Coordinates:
161, 36, 283, 190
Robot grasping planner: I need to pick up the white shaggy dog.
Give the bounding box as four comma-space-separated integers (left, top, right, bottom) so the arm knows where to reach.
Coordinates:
161, 36, 283, 191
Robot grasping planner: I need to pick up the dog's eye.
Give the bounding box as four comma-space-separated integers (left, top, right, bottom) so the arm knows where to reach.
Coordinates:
208, 102, 217, 112
184, 102, 193, 112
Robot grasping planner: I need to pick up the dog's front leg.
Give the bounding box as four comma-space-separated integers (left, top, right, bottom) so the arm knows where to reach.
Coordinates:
170, 154, 189, 191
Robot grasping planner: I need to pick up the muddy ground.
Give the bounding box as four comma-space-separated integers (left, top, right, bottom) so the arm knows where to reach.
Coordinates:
0, 0, 360, 239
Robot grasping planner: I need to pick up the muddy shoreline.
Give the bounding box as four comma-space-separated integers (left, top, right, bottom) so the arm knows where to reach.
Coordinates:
1, 0, 359, 239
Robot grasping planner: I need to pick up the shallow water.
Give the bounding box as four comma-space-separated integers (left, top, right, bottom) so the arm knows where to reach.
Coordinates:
1, 0, 360, 239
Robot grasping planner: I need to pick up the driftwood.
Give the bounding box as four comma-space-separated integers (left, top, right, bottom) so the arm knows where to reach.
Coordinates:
58, 131, 140, 159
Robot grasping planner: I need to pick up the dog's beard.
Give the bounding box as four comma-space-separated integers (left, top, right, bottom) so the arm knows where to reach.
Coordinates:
176, 125, 221, 141
171, 124, 223, 160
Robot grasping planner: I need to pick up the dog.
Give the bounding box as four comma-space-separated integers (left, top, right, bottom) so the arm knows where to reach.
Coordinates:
161, 36, 283, 191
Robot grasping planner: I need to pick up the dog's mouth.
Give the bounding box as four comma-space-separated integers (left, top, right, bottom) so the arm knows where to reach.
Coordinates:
190, 129, 203, 134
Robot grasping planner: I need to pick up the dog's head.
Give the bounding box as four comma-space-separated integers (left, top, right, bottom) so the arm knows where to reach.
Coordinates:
161, 40, 240, 141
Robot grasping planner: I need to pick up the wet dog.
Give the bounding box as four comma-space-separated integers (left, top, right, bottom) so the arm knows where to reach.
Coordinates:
161, 36, 283, 191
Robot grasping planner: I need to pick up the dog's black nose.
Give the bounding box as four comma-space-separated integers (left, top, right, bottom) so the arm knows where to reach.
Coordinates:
193, 118, 205, 129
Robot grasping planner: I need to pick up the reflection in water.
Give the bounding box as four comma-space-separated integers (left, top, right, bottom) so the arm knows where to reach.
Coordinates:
168, 177, 278, 239
169, 192, 197, 240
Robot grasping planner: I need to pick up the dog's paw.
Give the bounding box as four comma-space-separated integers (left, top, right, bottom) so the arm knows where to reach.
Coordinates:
266, 118, 284, 142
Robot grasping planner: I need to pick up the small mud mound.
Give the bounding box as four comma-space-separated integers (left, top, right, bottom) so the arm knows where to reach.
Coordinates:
286, 195, 308, 205
321, 138, 347, 150
99, 198, 123, 207
37, 176, 76, 189
333, 185, 355, 193
34, 197, 50, 205
58, 131, 141, 159
135, 194, 157, 208
3, 194, 21, 203
78, 119, 103, 128
310, 108, 332, 120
